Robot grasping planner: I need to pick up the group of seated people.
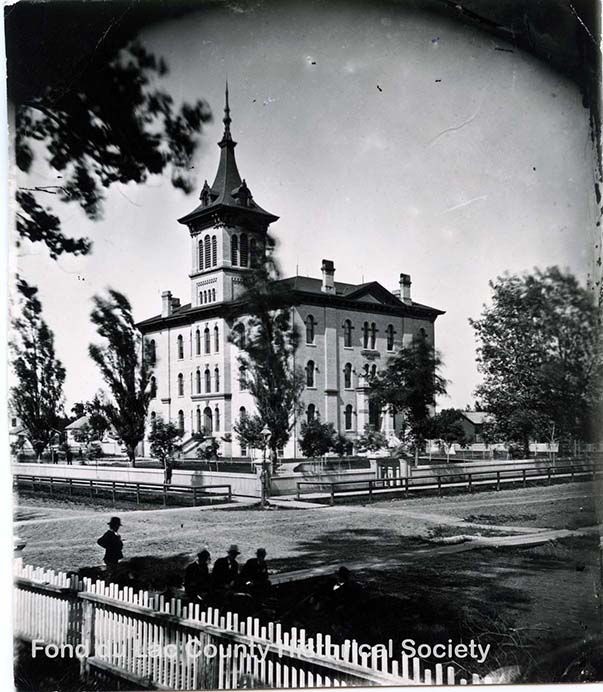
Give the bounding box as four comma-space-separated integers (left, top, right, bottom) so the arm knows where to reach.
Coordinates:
183, 544, 270, 605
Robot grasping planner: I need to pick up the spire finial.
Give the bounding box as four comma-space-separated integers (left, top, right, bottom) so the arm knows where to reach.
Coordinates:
222, 80, 232, 141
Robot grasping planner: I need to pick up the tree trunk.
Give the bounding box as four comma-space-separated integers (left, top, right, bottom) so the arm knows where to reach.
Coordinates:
128, 445, 136, 467
523, 436, 530, 459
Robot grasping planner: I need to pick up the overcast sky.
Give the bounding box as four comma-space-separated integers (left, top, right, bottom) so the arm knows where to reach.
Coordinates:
14, 0, 595, 411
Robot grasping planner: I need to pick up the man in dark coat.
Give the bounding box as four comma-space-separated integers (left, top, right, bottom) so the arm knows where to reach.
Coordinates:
97, 517, 123, 575
184, 549, 211, 602
241, 548, 270, 593
212, 544, 240, 590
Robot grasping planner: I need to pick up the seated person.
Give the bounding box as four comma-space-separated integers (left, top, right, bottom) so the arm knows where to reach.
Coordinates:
184, 549, 211, 602
240, 548, 271, 592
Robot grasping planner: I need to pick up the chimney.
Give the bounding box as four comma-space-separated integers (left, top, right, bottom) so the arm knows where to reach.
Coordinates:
321, 259, 335, 294
399, 273, 412, 305
161, 290, 173, 318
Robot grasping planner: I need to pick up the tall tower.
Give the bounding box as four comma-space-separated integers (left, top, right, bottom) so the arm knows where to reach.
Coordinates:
178, 84, 279, 306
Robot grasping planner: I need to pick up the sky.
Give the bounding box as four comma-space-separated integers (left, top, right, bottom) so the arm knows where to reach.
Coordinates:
12, 0, 596, 412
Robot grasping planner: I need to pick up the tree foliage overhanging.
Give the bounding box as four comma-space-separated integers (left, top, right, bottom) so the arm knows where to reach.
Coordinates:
10, 278, 66, 459
470, 266, 603, 453
228, 248, 305, 466
89, 289, 152, 464
368, 331, 447, 455
13, 34, 212, 259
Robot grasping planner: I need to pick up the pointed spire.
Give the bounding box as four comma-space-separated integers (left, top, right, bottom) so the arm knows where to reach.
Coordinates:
221, 80, 233, 143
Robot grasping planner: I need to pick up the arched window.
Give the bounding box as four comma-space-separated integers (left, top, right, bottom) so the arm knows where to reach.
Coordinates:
177, 373, 184, 396
240, 233, 249, 267
306, 360, 315, 387
214, 325, 220, 352
370, 323, 377, 349
306, 404, 316, 423
363, 363, 370, 378
239, 365, 247, 390
386, 324, 395, 351
249, 238, 257, 267
369, 400, 381, 428
177, 335, 184, 359
214, 407, 220, 432
214, 366, 220, 391
150, 376, 157, 398
204, 327, 211, 354
205, 367, 211, 393
362, 322, 369, 349
212, 289, 216, 302
371, 364, 377, 379
195, 369, 201, 394
343, 320, 353, 348
204, 235, 211, 268
195, 329, 201, 355
198, 240, 204, 270
344, 363, 352, 389
419, 327, 427, 341
203, 290, 207, 304
196, 408, 201, 433
239, 406, 247, 420
150, 411, 157, 429
177, 410, 185, 433
211, 235, 217, 266
345, 404, 353, 430
305, 315, 316, 344
203, 407, 213, 433
234, 323, 246, 349
231, 235, 238, 266
147, 339, 156, 365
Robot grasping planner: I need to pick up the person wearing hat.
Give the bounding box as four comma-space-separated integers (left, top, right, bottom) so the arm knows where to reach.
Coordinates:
212, 544, 240, 591
97, 517, 124, 575
184, 549, 211, 602
241, 548, 271, 593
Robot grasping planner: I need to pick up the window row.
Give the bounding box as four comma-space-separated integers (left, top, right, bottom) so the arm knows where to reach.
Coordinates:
305, 315, 397, 351
200, 289, 216, 305
177, 368, 221, 396
176, 327, 220, 359
304, 361, 379, 389
155, 407, 221, 435
305, 403, 356, 431
231, 233, 260, 268
198, 235, 218, 270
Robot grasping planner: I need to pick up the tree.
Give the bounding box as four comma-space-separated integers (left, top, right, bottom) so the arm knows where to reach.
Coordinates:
89, 289, 152, 465
85, 394, 111, 441
298, 417, 337, 459
331, 433, 349, 458
233, 414, 268, 454
229, 252, 305, 471
149, 418, 183, 467
432, 408, 469, 462
10, 278, 66, 460
70, 402, 86, 420
10, 9, 212, 261
356, 425, 388, 454
369, 332, 447, 462
470, 267, 603, 456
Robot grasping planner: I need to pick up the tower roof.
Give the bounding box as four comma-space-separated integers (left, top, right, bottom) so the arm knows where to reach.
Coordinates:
178, 83, 278, 227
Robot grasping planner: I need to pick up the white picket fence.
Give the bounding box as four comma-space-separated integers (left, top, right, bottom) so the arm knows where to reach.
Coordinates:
14, 559, 486, 688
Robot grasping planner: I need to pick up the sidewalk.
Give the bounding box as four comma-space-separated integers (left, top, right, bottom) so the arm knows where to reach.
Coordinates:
270, 523, 601, 585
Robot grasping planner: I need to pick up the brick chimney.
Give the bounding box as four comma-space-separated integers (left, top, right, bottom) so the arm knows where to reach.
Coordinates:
399, 273, 412, 305
161, 290, 173, 318
321, 259, 335, 294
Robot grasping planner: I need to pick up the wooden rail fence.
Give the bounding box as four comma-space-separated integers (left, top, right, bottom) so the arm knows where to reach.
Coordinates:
14, 475, 232, 507
297, 462, 600, 504
14, 559, 487, 688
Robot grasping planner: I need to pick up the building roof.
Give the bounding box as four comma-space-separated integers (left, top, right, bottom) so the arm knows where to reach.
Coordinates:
460, 411, 493, 426
137, 275, 445, 332
177, 84, 278, 227
65, 415, 89, 430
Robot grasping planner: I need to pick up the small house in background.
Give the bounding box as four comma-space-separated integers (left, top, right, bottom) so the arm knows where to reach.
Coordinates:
458, 411, 493, 444
65, 415, 125, 457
